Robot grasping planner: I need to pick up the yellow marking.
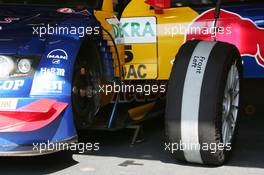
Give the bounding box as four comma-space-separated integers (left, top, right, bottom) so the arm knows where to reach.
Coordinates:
123, 64, 157, 80
0, 99, 18, 110
122, 0, 199, 80
128, 102, 155, 121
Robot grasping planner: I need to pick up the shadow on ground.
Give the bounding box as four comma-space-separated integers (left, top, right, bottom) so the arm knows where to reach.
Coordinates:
0, 151, 77, 175
0, 94, 264, 174
77, 113, 264, 169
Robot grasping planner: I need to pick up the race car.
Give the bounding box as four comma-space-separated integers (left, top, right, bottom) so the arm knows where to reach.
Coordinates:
0, 0, 121, 155
0, 0, 263, 166
119, 0, 263, 165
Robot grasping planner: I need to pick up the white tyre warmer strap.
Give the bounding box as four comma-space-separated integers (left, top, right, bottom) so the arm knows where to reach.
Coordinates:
181, 41, 217, 163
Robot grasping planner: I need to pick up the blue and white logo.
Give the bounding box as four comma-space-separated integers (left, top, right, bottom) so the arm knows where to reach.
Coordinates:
0, 80, 24, 91
47, 49, 68, 61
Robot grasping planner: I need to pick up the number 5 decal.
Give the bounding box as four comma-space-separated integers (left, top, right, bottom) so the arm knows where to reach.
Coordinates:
125, 45, 133, 63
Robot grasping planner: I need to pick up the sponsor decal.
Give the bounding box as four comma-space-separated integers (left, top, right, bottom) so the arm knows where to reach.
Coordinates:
0, 18, 19, 24
31, 79, 65, 94
123, 64, 157, 80
47, 49, 68, 64
52, 59, 61, 65
0, 98, 18, 110
109, 17, 157, 44
124, 64, 147, 79
0, 80, 24, 91
57, 8, 75, 14
40, 67, 65, 77
43, 81, 64, 92
186, 9, 264, 68
106, 18, 124, 44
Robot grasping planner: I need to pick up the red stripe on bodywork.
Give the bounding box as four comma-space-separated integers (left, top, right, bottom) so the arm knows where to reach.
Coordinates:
0, 99, 68, 132
145, 0, 171, 9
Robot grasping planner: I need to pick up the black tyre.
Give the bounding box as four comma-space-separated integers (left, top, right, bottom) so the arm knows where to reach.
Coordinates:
72, 39, 103, 129
165, 40, 242, 166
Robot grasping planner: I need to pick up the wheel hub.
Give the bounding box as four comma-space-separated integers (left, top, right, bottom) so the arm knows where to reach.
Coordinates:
223, 93, 232, 118
222, 64, 239, 145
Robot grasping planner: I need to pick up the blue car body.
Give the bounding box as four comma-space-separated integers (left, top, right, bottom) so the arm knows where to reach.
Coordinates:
0, 4, 108, 155
194, 3, 264, 78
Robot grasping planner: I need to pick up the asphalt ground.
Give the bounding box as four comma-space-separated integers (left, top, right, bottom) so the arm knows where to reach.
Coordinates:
0, 109, 263, 175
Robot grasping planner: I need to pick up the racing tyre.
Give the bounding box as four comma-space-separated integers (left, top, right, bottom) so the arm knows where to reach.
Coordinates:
165, 40, 242, 166
72, 39, 103, 129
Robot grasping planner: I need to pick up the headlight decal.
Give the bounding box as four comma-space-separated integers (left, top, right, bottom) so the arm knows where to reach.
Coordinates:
0, 55, 15, 79
0, 55, 41, 79
17, 59, 32, 74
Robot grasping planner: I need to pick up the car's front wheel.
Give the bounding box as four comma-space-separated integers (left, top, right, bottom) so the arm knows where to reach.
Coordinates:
72, 39, 103, 129
165, 40, 242, 166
